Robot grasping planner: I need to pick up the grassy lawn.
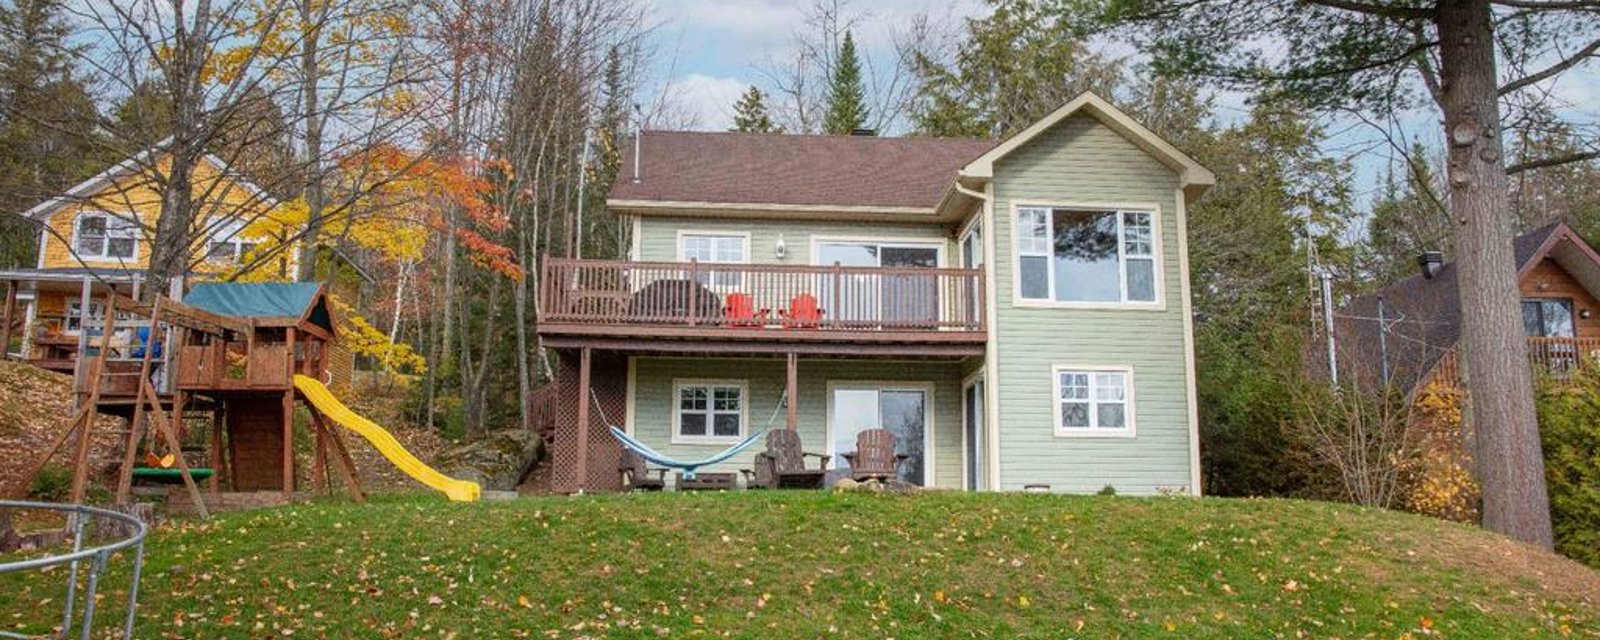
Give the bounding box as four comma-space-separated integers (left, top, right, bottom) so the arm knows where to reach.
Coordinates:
3, 491, 1597, 638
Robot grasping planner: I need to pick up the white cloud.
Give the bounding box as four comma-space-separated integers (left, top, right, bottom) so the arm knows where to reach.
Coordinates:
658, 73, 748, 131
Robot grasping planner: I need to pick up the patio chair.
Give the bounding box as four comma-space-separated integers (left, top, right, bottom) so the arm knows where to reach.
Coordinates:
741, 430, 829, 489
619, 449, 667, 491
722, 292, 770, 328
841, 428, 909, 482
779, 293, 825, 329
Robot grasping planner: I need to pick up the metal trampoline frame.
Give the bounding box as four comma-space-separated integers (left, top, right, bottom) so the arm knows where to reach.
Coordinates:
0, 501, 148, 640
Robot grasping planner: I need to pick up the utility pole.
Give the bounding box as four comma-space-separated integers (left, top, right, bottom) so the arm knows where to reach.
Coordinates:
1320, 268, 1338, 386
574, 130, 592, 260
1377, 295, 1390, 386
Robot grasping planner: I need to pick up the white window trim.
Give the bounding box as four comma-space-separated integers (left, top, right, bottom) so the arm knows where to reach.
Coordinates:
960, 369, 986, 492
675, 230, 751, 263
824, 380, 937, 487
675, 230, 751, 292
808, 236, 946, 268
959, 222, 984, 269
670, 379, 749, 445
205, 218, 256, 265
1011, 202, 1165, 311
1051, 364, 1136, 438
70, 211, 140, 262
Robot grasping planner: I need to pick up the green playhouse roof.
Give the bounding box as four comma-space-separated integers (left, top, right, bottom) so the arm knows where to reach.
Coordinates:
183, 282, 333, 333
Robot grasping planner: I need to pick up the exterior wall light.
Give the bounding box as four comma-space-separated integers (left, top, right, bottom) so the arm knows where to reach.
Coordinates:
775, 235, 787, 260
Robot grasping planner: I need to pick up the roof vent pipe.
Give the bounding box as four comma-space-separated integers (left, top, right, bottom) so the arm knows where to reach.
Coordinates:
1417, 251, 1444, 279
631, 103, 643, 184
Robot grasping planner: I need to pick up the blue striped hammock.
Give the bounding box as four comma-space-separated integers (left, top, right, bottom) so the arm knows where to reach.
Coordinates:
609, 426, 767, 480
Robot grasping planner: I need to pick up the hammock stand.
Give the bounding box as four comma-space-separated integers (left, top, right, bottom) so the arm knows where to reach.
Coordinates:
595, 389, 786, 480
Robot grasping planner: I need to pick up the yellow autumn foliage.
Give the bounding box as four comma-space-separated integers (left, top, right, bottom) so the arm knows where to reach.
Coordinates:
1400, 379, 1480, 522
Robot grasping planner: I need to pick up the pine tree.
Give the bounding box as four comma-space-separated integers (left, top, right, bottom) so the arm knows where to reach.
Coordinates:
822, 31, 869, 135
0, 0, 102, 268
730, 85, 778, 133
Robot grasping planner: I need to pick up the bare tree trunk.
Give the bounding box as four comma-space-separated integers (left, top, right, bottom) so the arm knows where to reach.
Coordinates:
1437, 0, 1553, 548
144, 0, 211, 302
296, 0, 325, 282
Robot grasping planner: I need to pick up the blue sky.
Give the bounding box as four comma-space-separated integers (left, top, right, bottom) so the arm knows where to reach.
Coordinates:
636, 1, 1600, 220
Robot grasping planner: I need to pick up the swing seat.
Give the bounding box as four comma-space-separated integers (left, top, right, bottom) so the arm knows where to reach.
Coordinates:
131, 467, 214, 484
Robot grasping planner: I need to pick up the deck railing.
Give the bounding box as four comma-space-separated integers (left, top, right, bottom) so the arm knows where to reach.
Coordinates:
1430, 336, 1600, 387
539, 258, 985, 333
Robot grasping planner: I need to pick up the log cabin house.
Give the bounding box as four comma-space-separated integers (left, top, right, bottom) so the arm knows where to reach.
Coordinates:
1329, 221, 1600, 393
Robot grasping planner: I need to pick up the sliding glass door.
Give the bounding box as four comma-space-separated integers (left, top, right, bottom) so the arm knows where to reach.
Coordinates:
815, 242, 940, 327
829, 386, 929, 485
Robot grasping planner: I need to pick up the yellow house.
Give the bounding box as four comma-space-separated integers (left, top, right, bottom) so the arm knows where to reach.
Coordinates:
0, 143, 292, 372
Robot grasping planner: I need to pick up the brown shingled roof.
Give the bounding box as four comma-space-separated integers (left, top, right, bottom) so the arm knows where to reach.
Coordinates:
1328, 222, 1568, 390
608, 130, 997, 210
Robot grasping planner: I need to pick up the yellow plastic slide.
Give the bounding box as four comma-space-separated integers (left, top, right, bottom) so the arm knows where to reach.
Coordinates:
293, 375, 482, 502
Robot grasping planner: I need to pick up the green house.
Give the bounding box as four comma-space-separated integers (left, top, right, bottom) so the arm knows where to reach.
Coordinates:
537, 92, 1215, 494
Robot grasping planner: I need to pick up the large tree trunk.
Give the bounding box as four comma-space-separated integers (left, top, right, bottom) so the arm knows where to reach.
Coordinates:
144, 0, 210, 302
296, 0, 325, 282
1437, 0, 1553, 548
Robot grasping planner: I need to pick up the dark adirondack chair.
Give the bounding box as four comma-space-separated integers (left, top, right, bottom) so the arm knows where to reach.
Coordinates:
841, 428, 909, 482
742, 430, 829, 489
619, 450, 667, 491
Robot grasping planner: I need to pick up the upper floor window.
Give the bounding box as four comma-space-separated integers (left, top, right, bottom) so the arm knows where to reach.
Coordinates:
960, 222, 983, 269
1522, 298, 1574, 338
679, 232, 747, 288
73, 212, 139, 261
204, 218, 256, 265
1016, 207, 1157, 304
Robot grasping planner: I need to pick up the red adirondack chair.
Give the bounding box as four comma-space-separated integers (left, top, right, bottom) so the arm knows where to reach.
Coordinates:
779, 293, 825, 329
722, 292, 770, 328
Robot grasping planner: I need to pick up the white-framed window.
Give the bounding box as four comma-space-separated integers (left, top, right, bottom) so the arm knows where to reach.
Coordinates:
204, 218, 257, 265
672, 380, 747, 444
73, 212, 139, 261
1052, 366, 1135, 437
1016, 207, 1157, 304
960, 222, 983, 269
207, 238, 258, 264
678, 233, 748, 288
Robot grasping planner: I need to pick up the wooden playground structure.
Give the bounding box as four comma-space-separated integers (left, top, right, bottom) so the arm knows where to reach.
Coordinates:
8, 281, 368, 518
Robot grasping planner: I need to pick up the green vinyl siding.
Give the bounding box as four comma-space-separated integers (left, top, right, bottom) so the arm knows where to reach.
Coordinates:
989, 113, 1195, 494
629, 357, 967, 488
635, 217, 955, 265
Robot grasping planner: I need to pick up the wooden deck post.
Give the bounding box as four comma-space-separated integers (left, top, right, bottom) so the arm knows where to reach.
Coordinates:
281, 389, 295, 498
209, 404, 224, 496
283, 328, 297, 498
115, 301, 163, 505
69, 289, 118, 504
1, 279, 16, 357
786, 352, 798, 431
575, 347, 592, 493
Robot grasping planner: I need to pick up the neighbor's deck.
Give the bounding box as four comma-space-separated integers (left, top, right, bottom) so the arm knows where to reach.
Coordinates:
537, 258, 986, 358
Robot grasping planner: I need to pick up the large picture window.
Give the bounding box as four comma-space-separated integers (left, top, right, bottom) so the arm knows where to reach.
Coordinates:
1053, 366, 1134, 437
673, 380, 746, 444
73, 212, 139, 261
1017, 207, 1156, 304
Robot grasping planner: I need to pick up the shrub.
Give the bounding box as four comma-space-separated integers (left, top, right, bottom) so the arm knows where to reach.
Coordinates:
28, 464, 72, 503
1400, 380, 1480, 522
1535, 372, 1600, 567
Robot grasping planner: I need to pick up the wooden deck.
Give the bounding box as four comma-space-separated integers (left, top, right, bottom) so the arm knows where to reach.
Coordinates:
1428, 336, 1600, 388
538, 258, 986, 357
